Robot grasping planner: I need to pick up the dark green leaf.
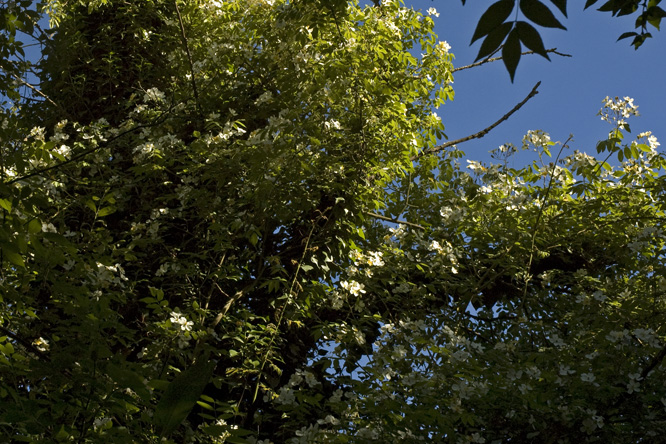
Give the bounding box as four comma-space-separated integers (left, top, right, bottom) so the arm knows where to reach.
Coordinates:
516, 21, 551, 59
106, 363, 152, 402
617, 31, 639, 40
471, 0, 515, 43
617, 1, 639, 16
647, 6, 666, 29
549, 0, 568, 17
153, 359, 217, 438
520, 0, 567, 29
475, 22, 514, 61
598, 0, 618, 13
584, 0, 599, 8
502, 28, 522, 81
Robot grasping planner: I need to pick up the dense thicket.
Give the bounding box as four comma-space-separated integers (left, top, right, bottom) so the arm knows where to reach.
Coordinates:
0, 1, 665, 443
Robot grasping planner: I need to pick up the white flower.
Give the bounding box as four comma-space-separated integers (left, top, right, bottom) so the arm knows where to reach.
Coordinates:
304, 371, 320, 387
170, 312, 194, 331
340, 280, 366, 296
274, 387, 297, 406
581, 372, 596, 383
143, 87, 165, 103
92, 417, 111, 430
41, 223, 57, 233
437, 40, 450, 53
33, 337, 50, 352
627, 379, 640, 394
255, 91, 273, 105
559, 365, 575, 376
427, 7, 439, 17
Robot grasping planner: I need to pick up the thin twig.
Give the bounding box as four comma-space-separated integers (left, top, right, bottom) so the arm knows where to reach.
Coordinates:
520, 135, 573, 312
11, 73, 69, 116
365, 211, 425, 230
412, 81, 541, 161
174, 1, 202, 117
452, 48, 572, 73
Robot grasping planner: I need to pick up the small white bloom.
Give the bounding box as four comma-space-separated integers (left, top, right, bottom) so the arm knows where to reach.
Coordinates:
437, 40, 450, 53
33, 337, 50, 352
143, 87, 165, 103
627, 379, 640, 394
427, 7, 439, 17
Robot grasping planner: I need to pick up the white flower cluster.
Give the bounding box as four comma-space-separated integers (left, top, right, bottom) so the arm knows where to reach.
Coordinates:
274, 369, 320, 407
637, 131, 660, 150
143, 87, 166, 103
523, 129, 551, 149
599, 96, 639, 129
170, 312, 194, 332
340, 280, 365, 296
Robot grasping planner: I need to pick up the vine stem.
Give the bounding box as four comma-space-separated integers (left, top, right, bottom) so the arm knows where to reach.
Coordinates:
174, 1, 202, 118
251, 219, 318, 403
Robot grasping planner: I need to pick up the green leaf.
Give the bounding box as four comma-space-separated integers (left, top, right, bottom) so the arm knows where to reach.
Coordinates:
97, 206, 116, 217
28, 219, 41, 234
0, 199, 11, 212
471, 0, 515, 43
502, 29, 522, 82
520, 0, 567, 29
153, 359, 217, 438
106, 362, 152, 401
618, 31, 639, 41
584, 0, 599, 9
516, 21, 551, 59
475, 22, 514, 61
1, 243, 25, 268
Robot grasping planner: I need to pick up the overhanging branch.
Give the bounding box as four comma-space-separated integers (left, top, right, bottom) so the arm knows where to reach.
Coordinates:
366, 211, 425, 230
453, 48, 572, 73
411, 81, 541, 161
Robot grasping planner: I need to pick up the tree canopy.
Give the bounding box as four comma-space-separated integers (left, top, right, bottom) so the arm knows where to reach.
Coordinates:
1, 0, 665, 443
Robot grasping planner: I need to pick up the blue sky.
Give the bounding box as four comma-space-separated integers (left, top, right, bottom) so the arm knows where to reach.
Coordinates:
409, 1, 666, 166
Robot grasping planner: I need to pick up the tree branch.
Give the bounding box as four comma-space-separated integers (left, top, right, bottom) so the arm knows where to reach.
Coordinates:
452, 48, 572, 73
365, 211, 425, 230
174, 1, 202, 118
412, 81, 541, 161
0, 324, 48, 359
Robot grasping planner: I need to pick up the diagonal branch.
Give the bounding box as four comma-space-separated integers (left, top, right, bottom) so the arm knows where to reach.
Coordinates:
411, 81, 541, 161
453, 48, 572, 73
174, 1, 202, 118
365, 211, 425, 230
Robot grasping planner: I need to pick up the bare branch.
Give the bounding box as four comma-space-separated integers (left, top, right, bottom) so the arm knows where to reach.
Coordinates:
412, 81, 541, 161
11, 73, 65, 113
453, 48, 572, 73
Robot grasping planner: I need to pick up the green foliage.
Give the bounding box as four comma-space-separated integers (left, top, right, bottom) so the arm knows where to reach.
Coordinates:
0, 0, 665, 443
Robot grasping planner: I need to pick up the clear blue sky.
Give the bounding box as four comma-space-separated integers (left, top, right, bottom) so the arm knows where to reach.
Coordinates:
409, 1, 666, 165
